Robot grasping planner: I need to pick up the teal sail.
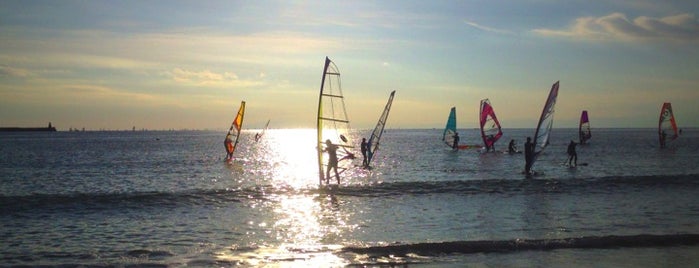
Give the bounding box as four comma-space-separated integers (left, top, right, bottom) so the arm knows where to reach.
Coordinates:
442, 107, 457, 147
366, 90, 396, 166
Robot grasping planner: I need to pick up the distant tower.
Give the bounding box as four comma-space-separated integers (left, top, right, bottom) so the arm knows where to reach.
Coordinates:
48, 122, 52, 128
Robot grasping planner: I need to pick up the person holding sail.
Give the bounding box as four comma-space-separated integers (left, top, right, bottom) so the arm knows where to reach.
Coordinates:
524, 137, 534, 175
224, 134, 234, 160
360, 138, 369, 167
567, 140, 578, 167
453, 132, 460, 151
324, 139, 341, 185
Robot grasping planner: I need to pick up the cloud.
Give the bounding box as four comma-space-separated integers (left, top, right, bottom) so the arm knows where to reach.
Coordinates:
0, 65, 31, 77
168, 68, 263, 88
533, 13, 699, 43
464, 20, 514, 35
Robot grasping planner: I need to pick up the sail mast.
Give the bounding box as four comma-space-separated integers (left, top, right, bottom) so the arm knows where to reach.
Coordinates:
317, 57, 332, 185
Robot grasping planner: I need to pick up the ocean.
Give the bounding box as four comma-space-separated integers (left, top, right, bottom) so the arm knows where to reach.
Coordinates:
2, 128, 699, 267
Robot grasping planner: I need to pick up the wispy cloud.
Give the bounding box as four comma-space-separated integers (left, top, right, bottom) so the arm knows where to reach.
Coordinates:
168, 68, 263, 88
0, 65, 32, 77
533, 13, 699, 43
464, 20, 514, 35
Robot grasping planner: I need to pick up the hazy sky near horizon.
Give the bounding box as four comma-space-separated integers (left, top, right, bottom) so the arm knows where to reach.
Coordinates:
1, 0, 698, 130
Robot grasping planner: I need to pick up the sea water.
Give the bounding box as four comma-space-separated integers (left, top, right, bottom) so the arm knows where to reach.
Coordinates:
1, 128, 699, 267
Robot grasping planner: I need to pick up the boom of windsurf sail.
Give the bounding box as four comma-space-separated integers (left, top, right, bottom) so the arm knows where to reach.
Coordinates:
367, 90, 396, 166
529, 81, 559, 171
224, 101, 245, 159
658, 102, 678, 147
579, 110, 591, 144
317, 57, 355, 185
479, 99, 503, 150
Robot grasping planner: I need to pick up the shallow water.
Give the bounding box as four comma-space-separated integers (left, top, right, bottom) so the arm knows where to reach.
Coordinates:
1, 128, 698, 266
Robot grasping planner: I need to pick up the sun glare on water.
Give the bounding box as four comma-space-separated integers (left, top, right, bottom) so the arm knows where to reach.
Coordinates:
263, 129, 320, 189
217, 129, 356, 266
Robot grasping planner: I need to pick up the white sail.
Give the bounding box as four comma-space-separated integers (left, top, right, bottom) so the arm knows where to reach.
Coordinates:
316, 57, 355, 185
528, 81, 559, 171
367, 90, 396, 166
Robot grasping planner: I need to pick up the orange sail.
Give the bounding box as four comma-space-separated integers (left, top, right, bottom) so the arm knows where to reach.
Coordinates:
224, 101, 245, 159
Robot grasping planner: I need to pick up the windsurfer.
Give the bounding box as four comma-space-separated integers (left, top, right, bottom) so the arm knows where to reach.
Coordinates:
324, 139, 341, 185
486, 135, 495, 152
524, 137, 534, 175
508, 139, 518, 154
660, 131, 667, 148
224, 134, 234, 160
254, 133, 261, 142
567, 140, 578, 167
453, 132, 460, 151
360, 138, 369, 167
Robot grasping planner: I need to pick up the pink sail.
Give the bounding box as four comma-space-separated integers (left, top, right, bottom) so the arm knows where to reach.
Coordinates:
479, 99, 503, 150
579, 110, 591, 144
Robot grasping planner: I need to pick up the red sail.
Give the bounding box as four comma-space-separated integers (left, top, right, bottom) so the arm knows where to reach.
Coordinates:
479, 99, 503, 149
658, 102, 678, 147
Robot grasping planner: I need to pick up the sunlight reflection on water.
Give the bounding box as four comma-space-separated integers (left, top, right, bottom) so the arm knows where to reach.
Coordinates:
216, 129, 362, 266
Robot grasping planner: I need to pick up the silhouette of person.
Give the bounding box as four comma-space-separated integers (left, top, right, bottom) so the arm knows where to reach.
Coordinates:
360, 138, 369, 167
224, 134, 234, 160
486, 135, 496, 152
524, 137, 534, 175
660, 130, 667, 148
508, 139, 517, 154
254, 132, 261, 142
567, 140, 578, 167
453, 132, 460, 151
324, 139, 340, 185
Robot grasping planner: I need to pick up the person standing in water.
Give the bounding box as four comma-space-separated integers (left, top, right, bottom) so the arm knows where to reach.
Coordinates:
224, 134, 234, 160
508, 139, 518, 154
567, 140, 578, 167
660, 130, 667, 148
524, 137, 534, 175
360, 138, 369, 167
324, 139, 340, 185
453, 132, 460, 151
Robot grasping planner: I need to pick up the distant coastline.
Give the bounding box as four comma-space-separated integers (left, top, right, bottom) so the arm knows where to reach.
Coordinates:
0, 122, 56, 132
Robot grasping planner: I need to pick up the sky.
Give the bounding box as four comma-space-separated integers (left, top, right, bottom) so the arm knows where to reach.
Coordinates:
1, 0, 698, 130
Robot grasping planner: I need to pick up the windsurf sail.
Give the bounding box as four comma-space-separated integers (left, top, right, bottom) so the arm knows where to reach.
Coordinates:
224, 101, 245, 160
479, 99, 503, 150
255, 119, 270, 142
658, 102, 678, 147
579, 110, 591, 144
366, 90, 396, 166
442, 107, 457, 147
317, 57, 355, 185
529, 81, 559, 171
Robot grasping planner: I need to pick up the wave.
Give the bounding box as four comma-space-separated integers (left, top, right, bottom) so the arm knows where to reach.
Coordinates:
342, 233, 699, 256
2, 174, 698, 212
